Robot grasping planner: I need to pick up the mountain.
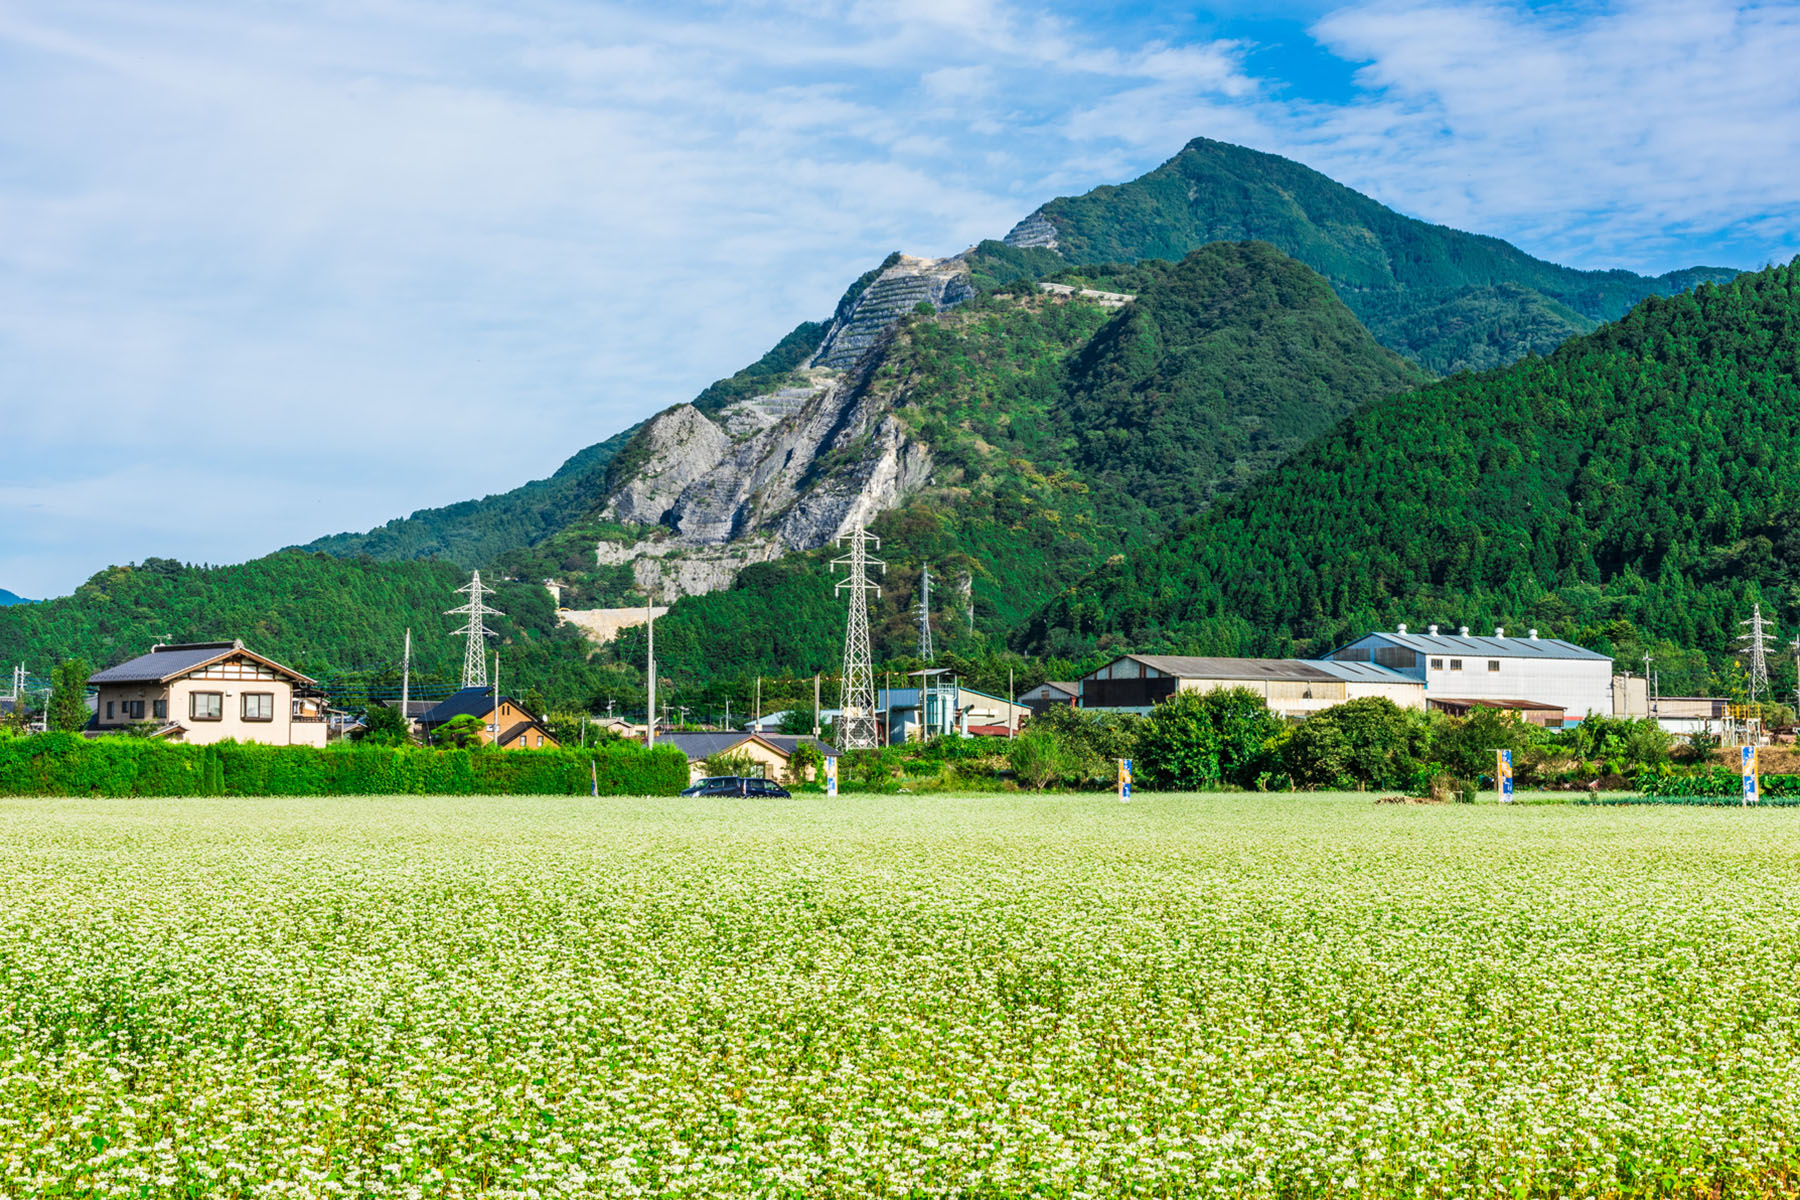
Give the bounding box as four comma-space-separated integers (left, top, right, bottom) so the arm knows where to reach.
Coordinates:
1006, 137, 1740, 374
1019, 259, 1800, 680
0, 554, 639, 708
595, 241, 1424, 683
0, 589, 30, 606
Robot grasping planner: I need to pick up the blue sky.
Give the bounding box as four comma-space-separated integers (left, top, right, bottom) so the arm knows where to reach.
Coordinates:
3, 0, 1797, 600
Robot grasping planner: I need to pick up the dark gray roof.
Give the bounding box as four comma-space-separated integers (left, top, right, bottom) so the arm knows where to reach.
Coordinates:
760, 735, 840, 759
378, 699, 439, 718
659, 732, 757, 760
419, 687, 523, 726
1347, 631, 1610, 661
89, 641, 315, 685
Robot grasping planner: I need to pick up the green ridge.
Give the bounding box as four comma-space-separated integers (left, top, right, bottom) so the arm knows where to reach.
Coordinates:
1019, 259, 1800, 688
1031, 137, 1738, 373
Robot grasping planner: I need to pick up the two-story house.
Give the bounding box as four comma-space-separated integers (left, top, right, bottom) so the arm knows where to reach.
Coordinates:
87, 640, 328, 746
417, 687, 560, 749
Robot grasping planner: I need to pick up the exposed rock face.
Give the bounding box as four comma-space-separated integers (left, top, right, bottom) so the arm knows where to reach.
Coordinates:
810, 255, 974, 369
596, 352, 935, 600
558, 605, 669, 645
1003, 210, 1059, 251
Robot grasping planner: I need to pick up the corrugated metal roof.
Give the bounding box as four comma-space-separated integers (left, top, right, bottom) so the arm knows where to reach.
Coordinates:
1429, 697, 1565, 712
1349, 632, 1609, 661
1101, 655, 1342, 683
1307, 660, 1422, 684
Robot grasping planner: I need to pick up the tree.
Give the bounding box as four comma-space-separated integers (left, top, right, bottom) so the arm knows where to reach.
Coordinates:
362, 703, 410, 745
786, 740, 825, 786
1136, 687, 1280, 791
1284, 697, 1436, 791
47, 658, 91, 732
1007, 728, 1068, 791
434, 713, 488, 748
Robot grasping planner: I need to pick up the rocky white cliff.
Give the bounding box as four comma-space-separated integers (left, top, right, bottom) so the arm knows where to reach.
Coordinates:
591, 254, 974, 598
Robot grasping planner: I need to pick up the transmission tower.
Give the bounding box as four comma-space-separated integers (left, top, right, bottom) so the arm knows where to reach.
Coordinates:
916, 563, 935, 662
445, 570, 503, 689
832, 524, 886, 749
1738, 602, 1775, 704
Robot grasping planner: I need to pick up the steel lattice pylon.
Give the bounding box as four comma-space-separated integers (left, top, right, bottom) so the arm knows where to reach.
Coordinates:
1739, 602, 1776, 704
917, 563, 935, 662
832, 525, 886, 749
445, 570, 503, 688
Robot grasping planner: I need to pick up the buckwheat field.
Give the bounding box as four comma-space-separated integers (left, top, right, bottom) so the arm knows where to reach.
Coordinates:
4, 793, 1800, 1197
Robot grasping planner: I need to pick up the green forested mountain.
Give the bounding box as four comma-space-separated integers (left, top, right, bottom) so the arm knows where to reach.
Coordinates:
1018, 137, 1739, 374
617, 242, 1422, 684
0, 554, 638, 708
0, 589, 29, 606
1020, 260, 1800, 681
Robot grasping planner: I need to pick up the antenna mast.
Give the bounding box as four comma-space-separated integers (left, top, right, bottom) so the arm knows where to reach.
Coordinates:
445, 570, 503, 688
832, 523, 886, 749
1738, 602, 1775, 705
917, 563, 935, 662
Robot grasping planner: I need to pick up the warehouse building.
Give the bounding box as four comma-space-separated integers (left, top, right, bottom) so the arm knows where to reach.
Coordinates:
1327, 625, 1613, 721
1078, 654, 1424, 720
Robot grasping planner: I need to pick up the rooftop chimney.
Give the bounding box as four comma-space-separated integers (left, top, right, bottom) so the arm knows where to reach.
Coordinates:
1459, 626, 1470, 637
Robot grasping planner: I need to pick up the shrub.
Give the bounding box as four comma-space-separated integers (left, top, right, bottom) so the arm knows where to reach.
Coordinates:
1286, 698, 1437, 791
1136, 688, 1280, 791
0, 734, 688, 797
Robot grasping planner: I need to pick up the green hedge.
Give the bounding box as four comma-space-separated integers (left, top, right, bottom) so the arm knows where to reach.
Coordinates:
0, 733, 689, 797
1633, 768, 1800, 800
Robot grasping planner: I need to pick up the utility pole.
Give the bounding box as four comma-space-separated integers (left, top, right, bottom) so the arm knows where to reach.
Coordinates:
917, 563, 934, 661
1739, 603, 1775, 705
1009, 667, 1015, 738
646, 594, 657, 749
445, 571, 502, 689
813, 673, 821, 739
831, 524, 886, 749
754, 677, 761, 731
400, 629, 411, 735
491, 651, 501, 746
724, 697, 731, 731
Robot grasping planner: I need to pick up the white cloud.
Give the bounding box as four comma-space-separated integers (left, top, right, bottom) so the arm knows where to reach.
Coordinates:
0, 0, 1794, 599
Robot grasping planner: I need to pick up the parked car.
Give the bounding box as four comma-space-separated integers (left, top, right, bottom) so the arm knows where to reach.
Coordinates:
680, 776, 791, 798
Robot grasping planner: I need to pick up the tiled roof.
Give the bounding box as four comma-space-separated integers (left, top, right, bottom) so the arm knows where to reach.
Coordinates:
89, 641, 315, 685
658, 732, 756, 760
419, 687, 518, 725
759, 734, 840, 759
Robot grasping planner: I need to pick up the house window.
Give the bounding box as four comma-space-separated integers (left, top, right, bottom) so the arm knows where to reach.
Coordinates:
191, 692, 223, 721
1488, 660, 1501, 672
242, 693, 274, 721
124, 700, 144, 720
153, 700, 167, 720
1449, 659, 1463, 671
1430, 658, 1444, 670
106, 701, 115, 720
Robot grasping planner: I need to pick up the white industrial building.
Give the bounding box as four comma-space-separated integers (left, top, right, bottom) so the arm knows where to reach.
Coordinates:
1327, 625, 1614, 722
1078, 654, 1425, 720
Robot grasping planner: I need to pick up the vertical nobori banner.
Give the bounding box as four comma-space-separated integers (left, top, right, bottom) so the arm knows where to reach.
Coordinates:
1118, 758, 1132, 802
826, 755, 838, 798
1742, 744, 1758, 805
1497, 749, 1514, 803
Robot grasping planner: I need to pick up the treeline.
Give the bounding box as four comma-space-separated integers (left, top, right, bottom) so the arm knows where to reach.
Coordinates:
1023, 260, 1800, 689
0, 732, 688, 797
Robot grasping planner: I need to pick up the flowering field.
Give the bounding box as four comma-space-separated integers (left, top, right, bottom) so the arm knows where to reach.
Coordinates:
4, 793, 1800, 1198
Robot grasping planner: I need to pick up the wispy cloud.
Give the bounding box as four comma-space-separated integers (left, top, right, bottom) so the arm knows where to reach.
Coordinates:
0, 0, 1793, 598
